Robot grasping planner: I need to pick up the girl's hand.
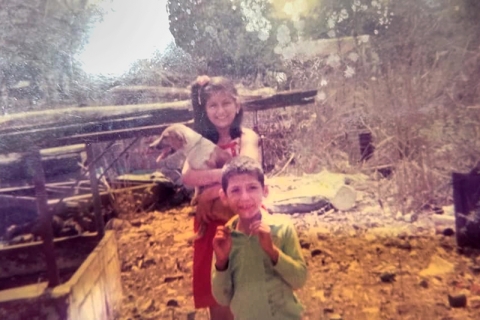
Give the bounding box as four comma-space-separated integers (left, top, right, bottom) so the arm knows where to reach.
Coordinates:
195, 184, 232, 223
212, 226, 232, 270
196, 75, 210, 86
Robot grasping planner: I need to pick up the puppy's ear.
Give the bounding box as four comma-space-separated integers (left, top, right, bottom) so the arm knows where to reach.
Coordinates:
149, 133, 165, 149
172, 130, 187, 147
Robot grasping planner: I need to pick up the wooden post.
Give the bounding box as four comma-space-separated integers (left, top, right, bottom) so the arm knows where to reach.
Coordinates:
359, 131, 374, 162
85, 143, 105, 238
25, 148, 60, 287
452, 171, 480, 248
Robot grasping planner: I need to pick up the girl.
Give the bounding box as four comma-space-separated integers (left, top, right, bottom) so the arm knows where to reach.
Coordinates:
182, 75, 262, 320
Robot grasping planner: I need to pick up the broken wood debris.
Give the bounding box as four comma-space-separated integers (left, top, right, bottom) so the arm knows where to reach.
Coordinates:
0, 89, 317, 154
0, 87, 318, 291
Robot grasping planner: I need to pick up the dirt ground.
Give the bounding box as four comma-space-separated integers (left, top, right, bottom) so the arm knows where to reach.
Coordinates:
112, 176, 480, 320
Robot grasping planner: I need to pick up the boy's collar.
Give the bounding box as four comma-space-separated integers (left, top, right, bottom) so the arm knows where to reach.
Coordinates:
225, 208, 273, 232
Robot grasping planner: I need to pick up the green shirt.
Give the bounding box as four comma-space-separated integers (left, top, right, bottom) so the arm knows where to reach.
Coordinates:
211, 213, 307, 320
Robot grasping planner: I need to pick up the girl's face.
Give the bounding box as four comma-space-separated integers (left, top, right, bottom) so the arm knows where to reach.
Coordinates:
205, 90, 240, 130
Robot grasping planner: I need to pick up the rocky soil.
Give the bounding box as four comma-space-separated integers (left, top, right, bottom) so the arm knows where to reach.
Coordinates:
111, 174, 480, 320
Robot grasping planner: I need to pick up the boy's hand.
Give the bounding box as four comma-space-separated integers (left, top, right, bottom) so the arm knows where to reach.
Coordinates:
212, 226, 232, 270
250, 221, 279, 264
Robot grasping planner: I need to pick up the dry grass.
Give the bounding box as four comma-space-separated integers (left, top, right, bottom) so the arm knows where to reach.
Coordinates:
97, 1, 480, 218
251, 0, 480, 215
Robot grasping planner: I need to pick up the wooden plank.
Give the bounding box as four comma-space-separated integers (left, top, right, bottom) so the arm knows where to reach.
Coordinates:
5, 92, 316, 151
0, 144, 85, 166
0, 182, 160, 211
0, 185, 37, 193
48, 183, 160, 205
0, 181, 91, 200
0, 151, 82, 183
242, 89, 318, 111
45, 185, 98, 192
107, 86, 191, 103
106, 85, 280, 103
0, 89, 317, 154
0, 111, 194, 154
53, 121, 192, 146
86, 143, 105, 238
24, 148, 60, 287
0, 100, 192, 133
1, 89, 317, 133
0, 194, 38, 211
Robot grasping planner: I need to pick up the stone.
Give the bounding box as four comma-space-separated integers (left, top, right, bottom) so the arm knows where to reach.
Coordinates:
419, 255, 454, 277
469, 283, 480, 295
166, 299, 179, 307
384, 238, 411, 250
312, 290, 326, 302
395, 211, 403, 220
470, 296, 480, 309
447, 294, 467, 308
396, 303, 410, 315
311, 249, 323, 257
419, 279, 429, 288
443, 205, 454, 216
314, 227, 331, 240
380, 272, 396, 283
131, 219, 142, 227
137, 298, 155, 313
323, 307, 335, 313
142, 256, 157, 268
131, 266, 140, 273
122, 261, 133, 272
164, 274, 184, 283
174, 231, 195, 243
362, 307, 381, 320
330, 185, 357, 211
403, 213, 414, 222
469, 264, 480, 274
299, 238, 311, 249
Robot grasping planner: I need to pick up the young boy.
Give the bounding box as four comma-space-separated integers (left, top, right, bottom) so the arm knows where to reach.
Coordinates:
211, 156, 307, 320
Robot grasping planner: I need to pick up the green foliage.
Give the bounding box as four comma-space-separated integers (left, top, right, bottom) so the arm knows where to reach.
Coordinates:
292, 0, 390, 39
122, 43, 199, 87
166, 0, 284, 77
0, 0, 102, 111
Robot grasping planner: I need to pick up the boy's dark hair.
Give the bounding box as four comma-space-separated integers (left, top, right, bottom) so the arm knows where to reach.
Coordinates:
221, 156, 265, 191
191, 76, 243, 144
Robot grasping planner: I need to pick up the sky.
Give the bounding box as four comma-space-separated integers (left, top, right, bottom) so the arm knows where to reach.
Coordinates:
77, 0, 174, 76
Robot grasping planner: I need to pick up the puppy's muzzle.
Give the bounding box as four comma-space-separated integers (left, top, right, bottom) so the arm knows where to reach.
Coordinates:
149, 137, 165, 150
149, 137, 175, 162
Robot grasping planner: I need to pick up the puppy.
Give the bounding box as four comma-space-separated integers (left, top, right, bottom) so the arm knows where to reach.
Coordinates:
149, 124, 233, 240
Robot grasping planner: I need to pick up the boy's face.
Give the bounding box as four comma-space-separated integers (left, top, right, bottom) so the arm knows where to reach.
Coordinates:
220, 173, 268, 219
